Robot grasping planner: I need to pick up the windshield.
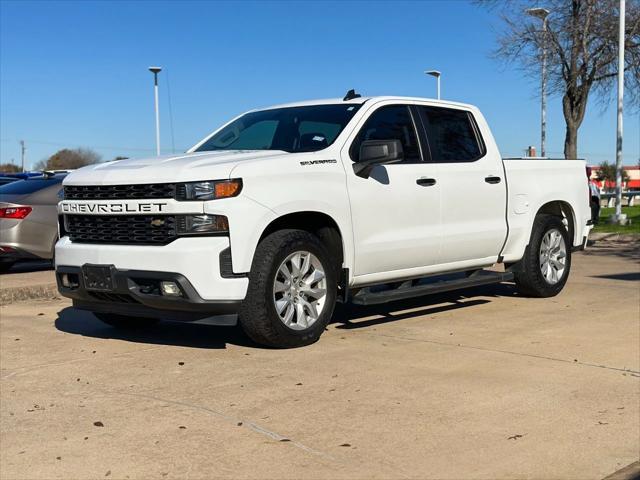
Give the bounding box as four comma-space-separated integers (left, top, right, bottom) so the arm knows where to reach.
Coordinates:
194, 104, 362, 153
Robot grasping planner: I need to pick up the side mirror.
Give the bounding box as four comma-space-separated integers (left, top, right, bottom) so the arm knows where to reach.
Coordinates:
353, 139, 404, 178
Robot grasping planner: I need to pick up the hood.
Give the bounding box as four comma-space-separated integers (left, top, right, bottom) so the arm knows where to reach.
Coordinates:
63, 150, 290, 185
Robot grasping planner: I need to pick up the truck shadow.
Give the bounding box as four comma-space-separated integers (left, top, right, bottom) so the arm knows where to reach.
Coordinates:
54, 307, 252, 349
54, 283, 518, 349
332, 283, 516, 329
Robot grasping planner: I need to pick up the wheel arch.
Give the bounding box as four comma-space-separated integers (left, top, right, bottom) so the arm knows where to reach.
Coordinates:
501, 197, 580, 264
535, 200, 577, 245
257, 211, 347, 272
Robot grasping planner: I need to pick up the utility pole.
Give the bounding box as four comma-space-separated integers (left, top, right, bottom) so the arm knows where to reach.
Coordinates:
613, 0, 625, 224
148, 66, 162, 156
526, 7, 550, 158
20, 140, 26, 172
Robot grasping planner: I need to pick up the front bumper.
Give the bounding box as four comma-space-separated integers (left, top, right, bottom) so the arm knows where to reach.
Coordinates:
56, 265, 241, 324
55, 236, 249, 300
55, 235, 249, 324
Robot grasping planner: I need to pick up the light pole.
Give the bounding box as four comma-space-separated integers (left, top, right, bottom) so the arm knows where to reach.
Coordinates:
527, 7, 550, 158
613, 0, 625, 224
425, 70, 441, 100
148, 66, 162, 156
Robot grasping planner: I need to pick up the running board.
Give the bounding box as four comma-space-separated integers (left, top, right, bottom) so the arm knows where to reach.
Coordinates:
351, 270, 514, 306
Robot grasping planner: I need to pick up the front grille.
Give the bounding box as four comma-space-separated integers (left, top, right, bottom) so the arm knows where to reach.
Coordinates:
65, 215, 178, 245
64, 183, 175, 200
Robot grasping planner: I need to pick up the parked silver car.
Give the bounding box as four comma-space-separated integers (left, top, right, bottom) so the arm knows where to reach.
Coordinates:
0, 173, 66, 272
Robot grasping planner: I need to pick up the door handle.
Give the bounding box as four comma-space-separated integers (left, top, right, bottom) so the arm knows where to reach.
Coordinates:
416, 177, 437, 187
484, 176, 501, 184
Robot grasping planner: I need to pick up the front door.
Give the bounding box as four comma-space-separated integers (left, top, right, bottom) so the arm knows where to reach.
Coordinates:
342, 104, 441, 278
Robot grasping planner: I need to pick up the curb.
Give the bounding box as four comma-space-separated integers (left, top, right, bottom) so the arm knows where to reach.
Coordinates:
603, 461, 640, 480
589, 232, 640, 243
0, 283, 59, 306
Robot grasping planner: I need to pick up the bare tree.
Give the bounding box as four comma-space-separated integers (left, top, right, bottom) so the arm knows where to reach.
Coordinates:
481, 0, 640, 158
35, 148, 102, 170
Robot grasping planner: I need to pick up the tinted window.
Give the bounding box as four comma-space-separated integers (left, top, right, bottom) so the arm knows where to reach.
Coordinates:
195, 104, 361, 153
219, 120, 278, 150
0, 176, 64, 195
420, 107, 483, 162
350, 105, 421, 162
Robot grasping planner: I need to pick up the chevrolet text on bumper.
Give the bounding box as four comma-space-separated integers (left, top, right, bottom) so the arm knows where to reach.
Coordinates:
56, 94, 593, 348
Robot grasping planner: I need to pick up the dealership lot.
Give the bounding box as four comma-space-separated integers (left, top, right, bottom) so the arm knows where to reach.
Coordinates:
1, 243, 638, 480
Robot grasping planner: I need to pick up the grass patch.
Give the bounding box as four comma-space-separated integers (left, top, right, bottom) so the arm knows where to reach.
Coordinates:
593, 204, 640, 234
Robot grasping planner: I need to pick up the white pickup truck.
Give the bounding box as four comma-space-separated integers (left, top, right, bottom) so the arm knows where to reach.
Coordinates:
56, 93, 592, 348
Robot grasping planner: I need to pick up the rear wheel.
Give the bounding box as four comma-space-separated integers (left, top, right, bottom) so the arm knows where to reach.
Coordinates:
239, 229, 337, 348
514, 214, 572, 297
94, 313, 159, 329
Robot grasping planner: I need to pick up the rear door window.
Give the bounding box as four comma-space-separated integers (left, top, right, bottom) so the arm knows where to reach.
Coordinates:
419, 106, 484, 162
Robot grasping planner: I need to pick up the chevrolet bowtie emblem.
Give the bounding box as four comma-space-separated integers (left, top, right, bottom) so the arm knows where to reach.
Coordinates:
150, 218, 165, 227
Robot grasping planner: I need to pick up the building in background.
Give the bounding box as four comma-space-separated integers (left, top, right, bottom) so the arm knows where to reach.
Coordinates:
588, 165, 640, 192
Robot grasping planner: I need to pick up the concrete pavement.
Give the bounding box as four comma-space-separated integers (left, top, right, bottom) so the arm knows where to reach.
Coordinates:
0, 243, 638, 479
0, 261, 57, 305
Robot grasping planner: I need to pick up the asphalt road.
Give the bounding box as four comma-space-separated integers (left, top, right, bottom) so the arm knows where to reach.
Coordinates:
1, 243, 638, 479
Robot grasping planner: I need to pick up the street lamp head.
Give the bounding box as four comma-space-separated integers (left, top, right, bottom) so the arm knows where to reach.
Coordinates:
425, 70, 441, 78
148, 66, 162, 74
526, 7, 550, 20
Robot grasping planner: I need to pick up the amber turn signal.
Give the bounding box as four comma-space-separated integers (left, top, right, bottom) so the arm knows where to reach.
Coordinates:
214, 179, 242, 199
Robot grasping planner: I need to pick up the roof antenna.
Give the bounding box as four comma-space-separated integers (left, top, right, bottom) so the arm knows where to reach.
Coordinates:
343, 89, 361, 101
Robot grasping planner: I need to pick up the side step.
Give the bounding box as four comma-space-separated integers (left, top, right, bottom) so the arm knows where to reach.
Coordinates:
351, 270, 514, 306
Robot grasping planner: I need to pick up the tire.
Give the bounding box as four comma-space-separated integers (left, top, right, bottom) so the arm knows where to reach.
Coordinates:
239, 229, 337, 348
0, 262, 15, 273
94, 313, 159, 329
514, 214, 572, 298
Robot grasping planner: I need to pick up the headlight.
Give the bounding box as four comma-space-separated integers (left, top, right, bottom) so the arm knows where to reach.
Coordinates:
176, 179, 242, 201
177, 214, 229, 235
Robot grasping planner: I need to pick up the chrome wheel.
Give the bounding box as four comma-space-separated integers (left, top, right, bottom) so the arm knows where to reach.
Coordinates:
273, 251, 327, 330
539, 228, 566, 285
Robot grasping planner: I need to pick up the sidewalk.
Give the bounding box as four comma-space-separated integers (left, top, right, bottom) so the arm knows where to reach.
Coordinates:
0, 262, 57, 305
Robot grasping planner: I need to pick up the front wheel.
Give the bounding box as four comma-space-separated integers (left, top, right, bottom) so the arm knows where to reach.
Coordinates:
514, 214, 572, 298
239, 229, 337, 348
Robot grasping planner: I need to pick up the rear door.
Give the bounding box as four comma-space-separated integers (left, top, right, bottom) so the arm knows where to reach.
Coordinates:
417, 106, 507, 265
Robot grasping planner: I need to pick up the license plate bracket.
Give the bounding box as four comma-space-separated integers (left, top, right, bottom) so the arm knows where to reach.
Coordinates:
82, 264, 115, 291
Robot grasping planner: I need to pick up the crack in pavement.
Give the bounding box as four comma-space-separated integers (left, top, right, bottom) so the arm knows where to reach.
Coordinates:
38, 386, 412, 479
101, 390, 413, 479
112, 390, 337, 461
0, 346, 166, 380
364, 332, 640, 375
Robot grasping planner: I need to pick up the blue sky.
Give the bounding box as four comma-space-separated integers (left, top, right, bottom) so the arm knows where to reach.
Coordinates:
1, 0, 638, 168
